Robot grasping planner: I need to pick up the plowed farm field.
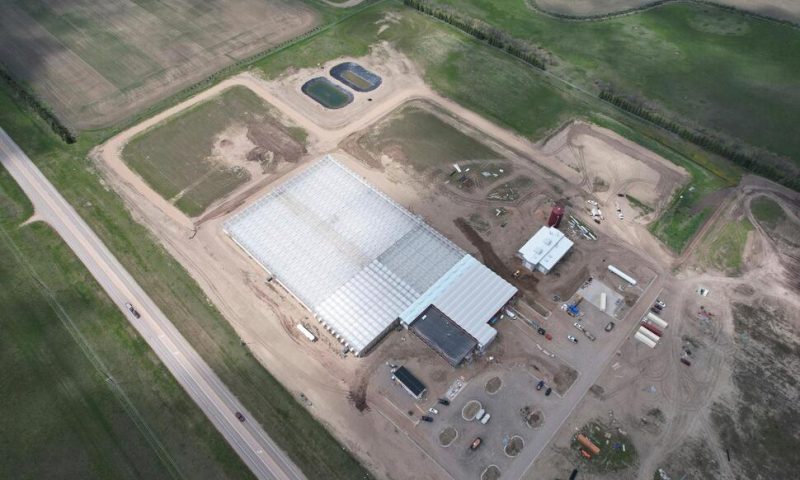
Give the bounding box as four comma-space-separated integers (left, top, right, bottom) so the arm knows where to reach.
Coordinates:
0, 0, 318, 130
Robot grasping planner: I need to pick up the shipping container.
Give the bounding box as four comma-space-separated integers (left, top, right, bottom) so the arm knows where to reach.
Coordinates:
634, 331, 657, 348
637, 326, 660, 343
646, 312, 669, 329
640, 322, 663, 338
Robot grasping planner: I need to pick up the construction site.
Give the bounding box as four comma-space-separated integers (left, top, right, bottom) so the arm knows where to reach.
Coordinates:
90, 41, 800, 480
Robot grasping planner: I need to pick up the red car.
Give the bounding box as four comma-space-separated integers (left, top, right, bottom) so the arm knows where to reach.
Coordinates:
470, 437, 482, 451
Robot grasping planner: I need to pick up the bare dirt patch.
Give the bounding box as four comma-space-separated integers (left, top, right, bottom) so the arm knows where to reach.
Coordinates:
462, 400, 482, 421
0, 0, 319, 129
485, 376, 503, 394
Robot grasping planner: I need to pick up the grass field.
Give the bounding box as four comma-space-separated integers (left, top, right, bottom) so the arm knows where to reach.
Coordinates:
0, 0, 320, 130
751, 196, 787, 226
123, 87, 305, 217
697, 217, 753, 274
0, 171, 252, 479
358, 101, 503, 171
531, 0, 800, 24
0, 82, 370, 479
429, 0, 800, 164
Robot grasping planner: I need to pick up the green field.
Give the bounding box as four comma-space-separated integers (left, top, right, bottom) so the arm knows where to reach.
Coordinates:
0, 171, 252, 478
124, 87, 305, 217
427, 0, 800, 165
751, 196, 787, 226
698, 217, 753, 274
358, 102, 503, 171
0, 82, 370, 479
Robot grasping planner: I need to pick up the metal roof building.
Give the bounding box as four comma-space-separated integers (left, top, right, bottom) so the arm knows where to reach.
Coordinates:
224, 156, 516, 357
517, 226, 574, 274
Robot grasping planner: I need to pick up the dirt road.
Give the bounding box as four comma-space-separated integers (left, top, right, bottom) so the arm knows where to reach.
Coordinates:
0, 128, 305, 480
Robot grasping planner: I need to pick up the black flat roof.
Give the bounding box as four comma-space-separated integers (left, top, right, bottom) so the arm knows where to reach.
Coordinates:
393, 366, 426, 397
411, 305, 478, 366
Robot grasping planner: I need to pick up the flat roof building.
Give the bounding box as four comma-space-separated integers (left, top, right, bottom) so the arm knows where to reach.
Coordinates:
392, 366, 426, 399
224, 156, 517, 357
517, 226, 574, 274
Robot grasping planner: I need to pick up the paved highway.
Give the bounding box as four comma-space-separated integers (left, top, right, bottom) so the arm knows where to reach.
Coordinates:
0, 128, 305, 480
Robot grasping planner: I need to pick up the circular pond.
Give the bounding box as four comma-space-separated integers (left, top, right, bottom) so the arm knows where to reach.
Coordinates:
301, 77, 353, 109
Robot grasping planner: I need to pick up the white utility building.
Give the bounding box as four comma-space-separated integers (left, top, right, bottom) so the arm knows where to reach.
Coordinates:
517, 226, 574, 274
224, 156, 517, 358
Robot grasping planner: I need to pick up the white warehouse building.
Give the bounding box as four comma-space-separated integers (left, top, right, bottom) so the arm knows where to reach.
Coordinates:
517, 226, 574, 274
224, 156, 517, 358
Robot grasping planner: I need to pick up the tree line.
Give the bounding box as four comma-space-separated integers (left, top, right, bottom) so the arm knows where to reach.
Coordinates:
600, 90, 799, 191
0, 65, 76, 144
403, 0, 551, 70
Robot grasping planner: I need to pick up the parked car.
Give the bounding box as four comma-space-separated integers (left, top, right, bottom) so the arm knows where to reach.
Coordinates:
537, 327, 546, 335
573, 322, 583, 331
437, 398, 450, 406
475, 408, 485, 421
570, 468, 579, 480
428, 407, 439, 415
235, 412, 245, 422
545, 387, 552, 396
604, 321, 615, 332
124, 302, 141, 319
421, 416, 433, 423
655, 299, 666, 308
470, 437, 482, 450
536, 380, 545, 391
567, 335, 578, 343
480, 413, 491, 425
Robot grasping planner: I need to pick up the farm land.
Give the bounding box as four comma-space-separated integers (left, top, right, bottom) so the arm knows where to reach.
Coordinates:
0, 0, 320, 130
531, 0, 800, 23
425, 0, 800, 170
0, 169, 252, 479
1, 1, 800, 480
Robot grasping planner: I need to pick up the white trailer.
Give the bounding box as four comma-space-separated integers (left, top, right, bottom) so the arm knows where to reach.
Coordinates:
646, 312, 669, 329
296, 323, 317, 342
608, 265, 637, 285
634, 331, 657, 348
600, 292, 607, 312
637, 326, 660, 343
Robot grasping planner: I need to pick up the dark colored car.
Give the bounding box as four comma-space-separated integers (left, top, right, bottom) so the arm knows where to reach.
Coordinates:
470, 437, 482, 450
537, 327, 546, 335
421, 416, 433, 423
605, 321, 615, 332
125, 302, 141, 319
570, 468, 579, 480
235, 412, 245, 422
545, 387, 552, 396
437, 398, 450, 406
536, 380, 545, 391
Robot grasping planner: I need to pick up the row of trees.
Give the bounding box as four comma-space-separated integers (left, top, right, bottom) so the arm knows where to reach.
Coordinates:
403, 0, 551, 70
0, 65, 75, 144
600, 90, 799, 191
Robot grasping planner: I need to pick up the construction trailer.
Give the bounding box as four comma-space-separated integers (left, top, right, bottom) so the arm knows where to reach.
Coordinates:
634, 331, 657, 348
607, 265, 637, 286
637, 326, 660, 343
646, 312, 669, 329
517, 226, 574, 274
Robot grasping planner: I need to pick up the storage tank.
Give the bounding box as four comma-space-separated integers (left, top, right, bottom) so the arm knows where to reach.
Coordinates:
548, 205, 565, 228
640, 321, 663, 337
600, 292, 607, 312
638, 326, 660, 343
576, 434, 600, 455
646, 312, 669, 329
634, 331, 657, 348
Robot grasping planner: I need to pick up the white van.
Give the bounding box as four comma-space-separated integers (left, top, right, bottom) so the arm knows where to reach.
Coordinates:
475, 408, 485, 421
480, 413, 491, 425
